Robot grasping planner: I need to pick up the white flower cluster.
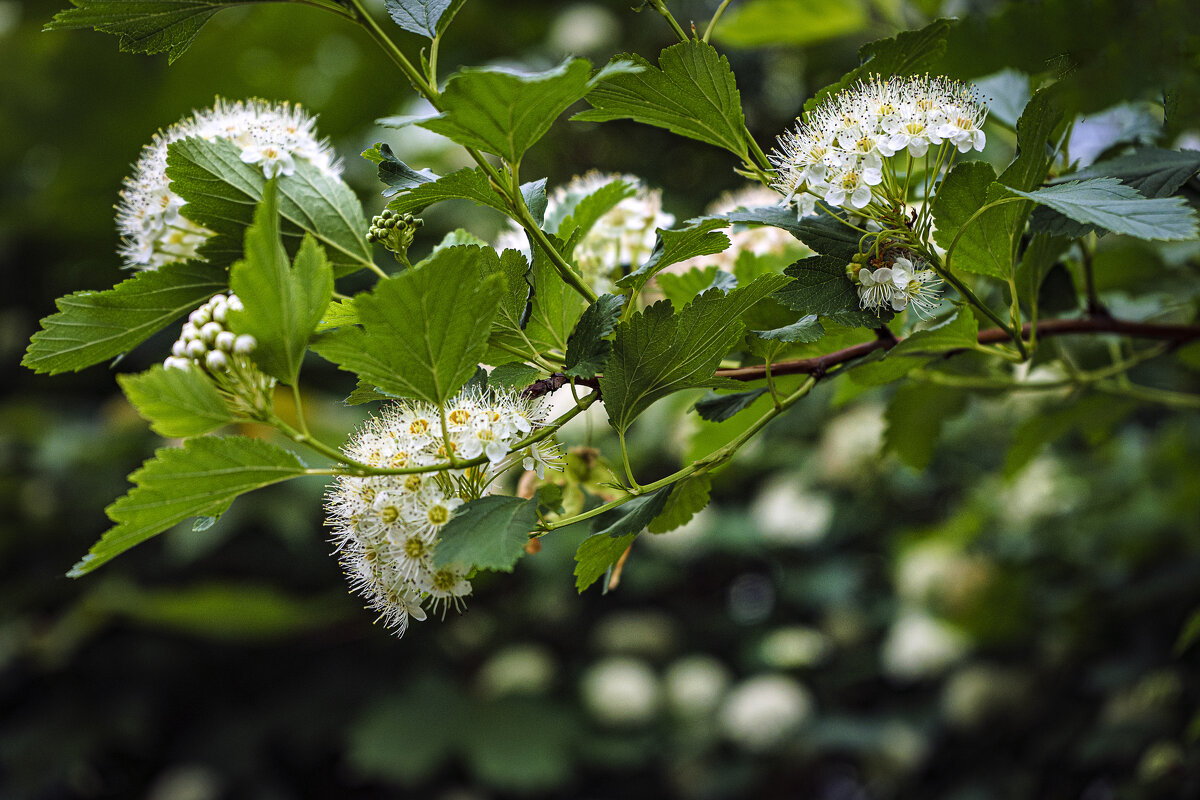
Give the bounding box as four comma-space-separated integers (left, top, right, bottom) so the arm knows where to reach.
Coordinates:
670, 185, 804, 273
117, 98, 341, 270
163, 293, 257, 372
496, 171, 674, 294
853, 255, 942, 316
326, 389, 564, 635
771, 75, 988, 213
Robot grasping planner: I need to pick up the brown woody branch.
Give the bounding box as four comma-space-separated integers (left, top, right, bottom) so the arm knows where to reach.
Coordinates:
521, 317, 1200, 397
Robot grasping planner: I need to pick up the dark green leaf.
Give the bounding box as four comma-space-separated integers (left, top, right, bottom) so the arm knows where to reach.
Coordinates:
522, 178, 548, 226
774, 255, 887, 327
362, 142, 436, 197
44, 0, 276, 63
574, 41, 750, 159
1002, 178, 1199, 241
883, 383, 969, 469
23, 262, 226, 375
488, 362, 541, 390
345, 381, 390, 406
228, 184, 334, 385
312, 246, 503, 405
167, 137, 373, 276
616, 218, 731, 290
574, 487, 673, 592
383, 0, 463, 38
720, 206, 859, 260
1005, 394, 1135, 477
564, 294, 624, 379
694, 388, 768, 422
932, 161, 1014, 279
805, 19, 954, 112
420, 58, 608, 163
1056, 146, 1200, 197
385, 167, 510, 216
600, 275, 791, 432
847, 353, 930, 386
70, 436, 308, 576
118, 365, 236, 437
1015, 233, 1071, 304
647, 474, 711, 533
434, 496, 538, 573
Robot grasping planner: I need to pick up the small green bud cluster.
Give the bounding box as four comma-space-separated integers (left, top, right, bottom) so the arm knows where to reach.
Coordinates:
164, 294, 257, 373
366, 209, 423, 256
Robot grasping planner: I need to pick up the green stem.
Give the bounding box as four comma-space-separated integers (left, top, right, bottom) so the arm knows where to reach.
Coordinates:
539, 377, 818, 532
703, 0, 734, 41
343, 0, 436, 96
648, 0, 691, 42
618, 430, 642, 492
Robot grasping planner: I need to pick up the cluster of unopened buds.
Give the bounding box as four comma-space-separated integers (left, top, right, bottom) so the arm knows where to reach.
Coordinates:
366, 208, 423, 256
770, 73, 988, 215
326, 389, 564, 635
849, 252, 943, 316
163, 293, 257, 373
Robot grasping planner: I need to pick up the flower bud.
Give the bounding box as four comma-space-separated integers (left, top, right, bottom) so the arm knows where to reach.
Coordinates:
233, 334, 257, 354
227, 295, 244, 313
215, 331, 237, 352
200, 321, 223, 343
171, 340, 188, 358
180, 322, 200, 341
186, 340, 207, 359
189, 308, 211, 326
211, 302, 228, 324
205, 350, 229, 371
164, 356, 191, 371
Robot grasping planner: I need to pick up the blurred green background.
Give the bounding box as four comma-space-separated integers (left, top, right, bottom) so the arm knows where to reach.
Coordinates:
3, 0, 1200, 797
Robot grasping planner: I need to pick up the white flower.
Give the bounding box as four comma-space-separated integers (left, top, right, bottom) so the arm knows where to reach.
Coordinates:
324, 387, 558, 637
853, 254, 942, 316
521, 438, 564, 479
117, 98, 340, 270
719, 674, 814, 751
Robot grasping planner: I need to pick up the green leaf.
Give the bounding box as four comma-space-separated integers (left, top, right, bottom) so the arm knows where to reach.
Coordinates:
362, 142, 436, 197
564, 294, 624, 379
655, 266, 724, 307
43, 0, 276, 63
694, 388, 767, 422
419, 58, 610, 163
1058, 147, 1200, 198
720, 206, 858, 259
715, 0, 867, 48
486, 249, 537, 360
751, 314, 825, 344
1014, 233, 1071, 305
118, 365, 236, 437
647, 475, 711, 533
1175, 607, 1200, 656
932, 161, 1014, 279
312, 246, 503, 406
616, 218, 732, 290
383, 0, 463, 38
847, 352, 930, 387
488, 362, 541, 390
600, 274, 790, 433
228, 184, 334, 385
574, 41, 750, 159
574, 488, 673, 592
167, 137, 373, 277
345, 381, 391, 406
774, 255, 888, 327
317, 298, 358, 332
70, 436, 308, 576
525, 235, 586, 354
1001, 179, 1200, 241
805, 18, 954, 113
433, 496, 538, 573
883, 383, 969, 470
889, 311, 978, 357
385, 167, 509, 216
23, 261, 226, 375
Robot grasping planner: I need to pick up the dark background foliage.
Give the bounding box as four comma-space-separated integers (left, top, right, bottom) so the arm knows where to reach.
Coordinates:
3, 0, 1200, 797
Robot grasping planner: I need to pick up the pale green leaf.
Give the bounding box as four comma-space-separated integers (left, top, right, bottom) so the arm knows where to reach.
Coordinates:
647, 474, 711, 533
118, 365, 236, 437
228, 184, 334, 385
883, 383, 969, 469
1002, 178, 1200, 241
383, 0, 463, 38
312, 245, 503, 406
889, 311, 978, 357
752, 313, 826, 344
70, 436, 308, 576
574, 41, 750, 159
716, 0, 866, 48
933, 161, 1014, 279
574, 488, 673, 592
616, 218, 731, 290
385, 167, 510, 216
23, 262, 226, 375
167, 136, 373, 277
